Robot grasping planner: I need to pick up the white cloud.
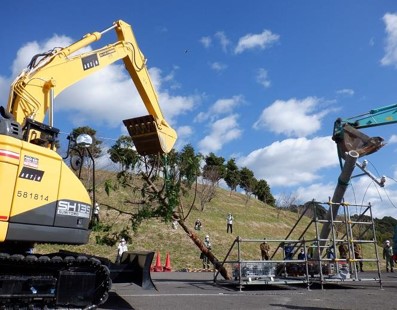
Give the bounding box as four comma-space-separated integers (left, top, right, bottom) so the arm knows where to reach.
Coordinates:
195, 95, 244, 123
0, 76, 8, 100
293, 182, 337, 204
175, 125, 193, 150
211, 95, 244, 115
253, 97, 329, 137
238, 136, 338, 187
177, 125, 193, 137
336, 88, 355, 96
388, 135, 397, 144
381, 13, 397, 67
210, 62, 228, 72
200, 36, 212, 48
344, 176, 397, 218
198, 114, 242, 154
201, 32, 231, 52
256, 68, 271, 89
214, 31, 231, 53
235, 29, 280, 54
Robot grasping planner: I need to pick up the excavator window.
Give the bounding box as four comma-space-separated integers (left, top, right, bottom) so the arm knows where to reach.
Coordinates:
0, 106, 22, 139
23, 118, 59, 150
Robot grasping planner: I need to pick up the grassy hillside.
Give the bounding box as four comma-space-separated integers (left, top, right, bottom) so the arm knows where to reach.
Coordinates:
35, 178, 385, 271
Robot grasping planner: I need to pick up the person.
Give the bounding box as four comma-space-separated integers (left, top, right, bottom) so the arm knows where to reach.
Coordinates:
201, 235, 212, 269
383, 240, 394, 272
307, 241, 317, 259
116, 238, 128, 264
194, 219, 202, 231
326, 244, 336, 260
260, 238, 271, 260
353, 243, 364, 272
284, 242, 294, 260
93, 202, 100, 223
297, 248, 306, 260
226, 213, 234, 234
172, 219, 179, 229
338, 242, 348, 259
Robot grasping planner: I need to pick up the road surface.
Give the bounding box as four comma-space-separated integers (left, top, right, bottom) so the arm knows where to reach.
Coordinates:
100, 270, 395, 310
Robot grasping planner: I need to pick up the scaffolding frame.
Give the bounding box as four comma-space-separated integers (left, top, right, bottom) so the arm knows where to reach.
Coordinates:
214, 200, 382, 290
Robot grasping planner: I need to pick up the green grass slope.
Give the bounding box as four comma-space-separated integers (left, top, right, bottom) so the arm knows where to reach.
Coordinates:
35, 181, 384, 271
36, 185, 316, 270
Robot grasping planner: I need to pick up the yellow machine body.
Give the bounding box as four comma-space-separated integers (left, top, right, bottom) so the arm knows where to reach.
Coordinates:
0, 135, 91, 244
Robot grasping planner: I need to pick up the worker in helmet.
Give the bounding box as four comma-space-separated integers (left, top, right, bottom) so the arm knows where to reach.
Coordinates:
201, 235, 212, 269
383, 240, 394, 272
116, 238, 128, 264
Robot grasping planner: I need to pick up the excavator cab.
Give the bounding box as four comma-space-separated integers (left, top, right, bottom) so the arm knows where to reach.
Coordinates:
23, 118, 59, 149
332, 119, 385, 160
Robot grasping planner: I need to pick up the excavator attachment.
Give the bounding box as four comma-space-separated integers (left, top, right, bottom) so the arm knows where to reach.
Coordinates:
123, 115, 176, 155
109, 251, 156, 290
334, 124, 385, 159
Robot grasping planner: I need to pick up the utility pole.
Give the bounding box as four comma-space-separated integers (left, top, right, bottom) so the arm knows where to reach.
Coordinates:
318, 150, 359, 253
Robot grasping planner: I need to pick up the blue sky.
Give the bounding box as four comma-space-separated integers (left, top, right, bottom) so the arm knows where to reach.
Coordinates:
2, 1, 397, 218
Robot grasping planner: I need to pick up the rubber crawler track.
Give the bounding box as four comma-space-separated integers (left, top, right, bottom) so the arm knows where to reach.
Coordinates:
0, 252, 111, 309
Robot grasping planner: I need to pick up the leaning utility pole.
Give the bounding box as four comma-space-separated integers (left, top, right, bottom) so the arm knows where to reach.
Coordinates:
318, 150, 359, 253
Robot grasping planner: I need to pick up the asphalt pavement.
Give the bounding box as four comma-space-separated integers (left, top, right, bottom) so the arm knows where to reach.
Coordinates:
99, 270, 397, 310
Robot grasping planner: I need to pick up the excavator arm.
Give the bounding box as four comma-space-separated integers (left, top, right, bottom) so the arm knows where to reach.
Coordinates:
332, 103, 397, 160
319, 104, 397, 254
7, 20, 177, 155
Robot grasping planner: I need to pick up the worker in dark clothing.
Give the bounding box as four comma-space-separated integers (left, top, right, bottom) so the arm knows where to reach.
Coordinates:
338, 242, 348, 259
260, 239, 271, 260
354, 243, 364, 272
297, 248, 306, 260
284, 243, 294, 260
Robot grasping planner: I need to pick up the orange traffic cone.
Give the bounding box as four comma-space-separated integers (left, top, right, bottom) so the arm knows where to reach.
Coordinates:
153, 251, 163, 272
163, 252, 172, 272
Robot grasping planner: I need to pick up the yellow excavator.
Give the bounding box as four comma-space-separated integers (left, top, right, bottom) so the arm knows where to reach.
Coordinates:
0, 20, 177, 308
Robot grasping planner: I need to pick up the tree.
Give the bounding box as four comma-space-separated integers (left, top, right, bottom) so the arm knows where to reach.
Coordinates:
275, 192, 298, 219
254, 179, 275, 206
299, 200, 327, 219
224, 158, 240, 196
198, 153, 226, 210
108, 135, 140, 171
239, 167, 256, 203
103, 140, 232, 280
176, 144, 202, 189
202, 153, 226, 183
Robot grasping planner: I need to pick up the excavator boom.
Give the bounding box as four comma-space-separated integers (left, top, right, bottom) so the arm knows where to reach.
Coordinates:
7, 20, 177, 155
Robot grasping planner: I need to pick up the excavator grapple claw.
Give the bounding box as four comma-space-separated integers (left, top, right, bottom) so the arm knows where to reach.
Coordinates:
335, 124, 384, 159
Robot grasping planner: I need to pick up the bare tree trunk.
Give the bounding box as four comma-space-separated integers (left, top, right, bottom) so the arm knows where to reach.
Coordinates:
178, 220, 231, 280
198, 182, 217, 211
